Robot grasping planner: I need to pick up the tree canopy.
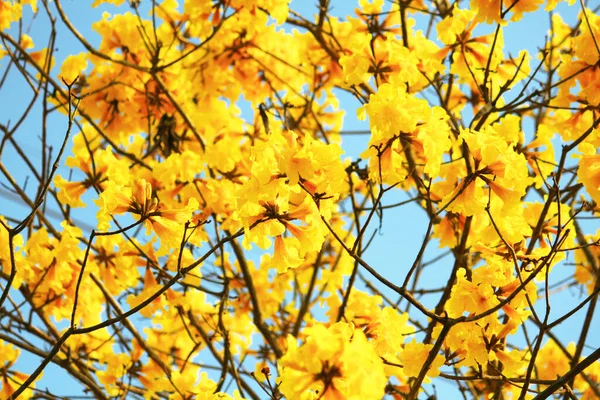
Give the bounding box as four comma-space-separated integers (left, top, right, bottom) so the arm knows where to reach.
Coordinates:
1, 0, 600, 399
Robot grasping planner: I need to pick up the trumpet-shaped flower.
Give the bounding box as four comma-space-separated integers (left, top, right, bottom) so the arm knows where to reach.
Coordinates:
578, 155, 600, 204
95, 179, 198, 254
279, 323, 387, 400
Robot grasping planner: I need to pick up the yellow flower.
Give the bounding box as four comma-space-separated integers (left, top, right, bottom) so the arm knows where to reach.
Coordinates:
271, 235, 303, 273
54, 175, 88, 208
92, 0, 126, 6
360, 83, 430, 142
436, 8, 478, 46
95, 179, 197, 253
55, 139, 127, 208
578, 155, 600, 204
0, 1, 23, 30
471, 0, 546, 23
574, 229, 600, 295
441, 126, 530, 215
535, 341, 572, 381
367, 307, 415, 357
279, 323, 386, 400
126, 267, 167, 318
493, 349, 526, 376
97, 353, 132, 396
94, 182, 134, 230
400, 340, 445, 378
325, 289, 383, 326
445, 268, 500, 318
0, 340, 38, 400
58, 53, 88, 82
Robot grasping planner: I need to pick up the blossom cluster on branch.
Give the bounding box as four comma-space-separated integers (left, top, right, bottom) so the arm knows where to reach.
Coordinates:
1, 0, 599, 399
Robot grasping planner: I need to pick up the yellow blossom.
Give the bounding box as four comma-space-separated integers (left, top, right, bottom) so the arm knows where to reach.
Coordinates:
400, 340, 445, 378
279, 323, 387, 400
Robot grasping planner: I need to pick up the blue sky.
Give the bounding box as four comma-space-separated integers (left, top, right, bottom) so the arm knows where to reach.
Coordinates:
1, 1, 597, 399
